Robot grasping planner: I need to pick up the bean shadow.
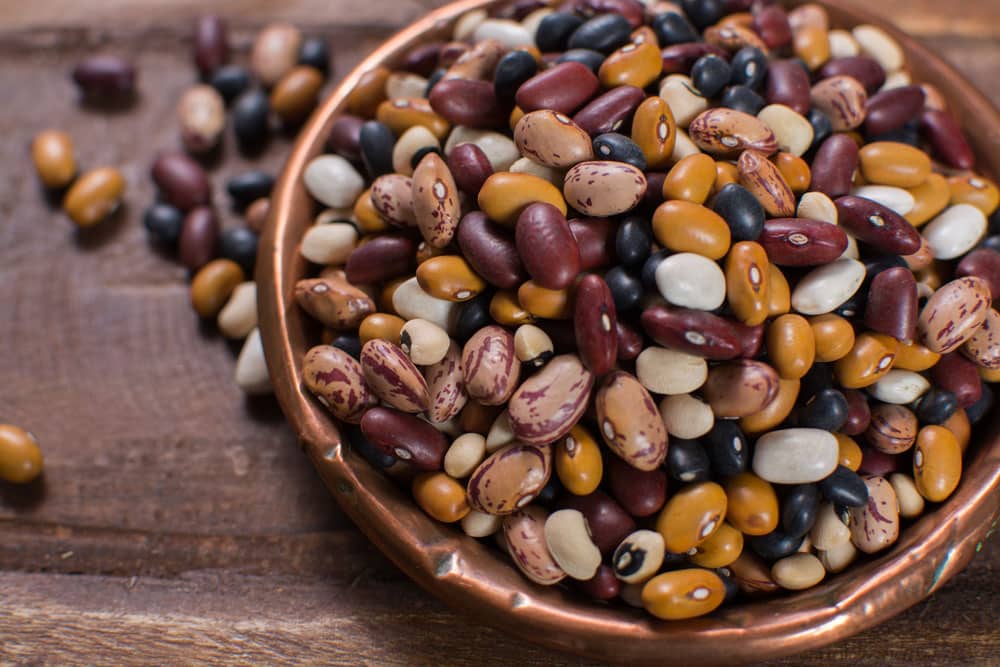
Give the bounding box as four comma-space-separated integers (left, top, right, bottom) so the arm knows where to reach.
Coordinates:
72, 203, 131, 251
0, 474, 47, 511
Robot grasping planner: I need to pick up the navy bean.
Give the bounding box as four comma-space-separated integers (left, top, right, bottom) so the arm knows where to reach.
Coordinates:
604, 266, 643, 313
691, 54, 732, 98
819, 466, 869, 507
568, 14, 632, 54
218, 227, 259, 275
331, 334, 363, 360
359, 120, 396, 178
494, 50, 538, 101
749, 530, 804, 560
536, 12, 584, 52
556, 48, 606, 73
781, 484, 820, 538
720, 85, 766, 115
798, 388, 849, 432
143, 204, 184, 247
712, 183, 765, 242
298, 37, 331, 74
730, 47, 767, 89
232, 89, 271, 149
210, 65, 250, 104
651, 11, 700, 46
703, 420, 749, 477
592, 133, 646, 170
915, 388, 959, 426
616, 217, 653, 269
226, 171, 274, 210
667, 438, 712, 483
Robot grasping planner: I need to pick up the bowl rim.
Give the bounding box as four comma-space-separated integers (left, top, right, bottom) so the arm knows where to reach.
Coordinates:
258, 1, 1000, 663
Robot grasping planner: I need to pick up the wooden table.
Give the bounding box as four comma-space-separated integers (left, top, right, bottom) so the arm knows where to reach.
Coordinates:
1, 1, 997, 663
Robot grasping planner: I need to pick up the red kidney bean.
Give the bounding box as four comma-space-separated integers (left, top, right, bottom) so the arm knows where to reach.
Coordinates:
644, 172, 667, 207
576, 564, 622, 601
573, 0, 645, 28
864, 85, 925, 137
819, 57, 886, 94
569, 217, 617, 270
193, 15, 229, 78
956, 248, 1000, 303
842, 389, 872, 436
810, 134, 859, 198
759, 218, 849, 266
919, 109, 975, 170
505, 0, 550, 20
402, 41, 443, 77
572, 86, 646, 136
752, 4, 792, 49
344, 234, 417, 285
429, 78, 505, 128
456, 211, 526, 289
179, 206, 219, 270
765, 60, 811, 116
606, 455, 668, 517
515, 62, 600, 115
734, 321, 766, 359
439, 42, 469, 69
641, 304, 742, 360
360, 406, 447, 470
447, 143, 493, 197
858, 447, 901, 476
616, 320, 644, 361
516, 203, 582, 290
151, 151, 211, 212
931, 353, 983, 408
574, 275, 618, 375
71, 55, 136, 99
835, 195, 922, 255
558, 490, 637, 556
327, 114, 364, 161
864, 267, 918, 343
661, 43, 728, 76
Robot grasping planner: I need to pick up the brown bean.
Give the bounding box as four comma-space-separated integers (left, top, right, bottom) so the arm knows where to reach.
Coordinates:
424, 341, 468, 424
447, 143, 493, 196
688, 109, 778, 156
508, 355, 594, 445
360, 338, 430, 412
361, 407, 448, 470
295, 276, 375, 330
516, 203, 581, 290
271, 65, 324, 124
864, 267, 918, 343
151, 151, 211, 212
62, 167, 125, 227
702, 360, 780, 418
606, 455, 668, 518
462, 325, 521, 406
818, 56, 885, 94
302, 345, 378, 423
919, 109, 975, 170
738, 150, 796, 217
178, 206, 219, 270
596, 370, 668, 471
559, 490, 636, 556
177, 84, 225, 153
31, 130, 76, 189
569, 217, 616, 270
190, 259, 244, 319
759, 217, 848, 266
344, 234, 417, 285
444, 38, 503, 80
0, 424, 44, 484
834, 195, 921, 255
765, 60, 811, 116
429, 78, 505, 128
640, 304, 741, 360
515, 62, 599, 115
574, 275, 618, 375
810, 134, 859, 198
864, 85, 925, 136
467, 442, 552, 514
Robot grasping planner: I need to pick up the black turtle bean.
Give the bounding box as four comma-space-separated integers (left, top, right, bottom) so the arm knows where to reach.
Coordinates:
717, 568, 741, 602
641, 249, 670, 290
667, 438, 712, 483
730, 47, 767, 89
712, 183, 765, 242
454, 291, 493, 343
616, 217, 653, 269
681, 0, 726, 29
703, 420, 749, 477
226, 171, 274, 210
298, 37, 330, 74
359, 120, 396, 178
218, 227, 259, 275
915, 388, 959, 425
535, 12, 584, 53
819, 466, 869, 507
781, 484, 820, 538
210, 65, 251, 104
798, 363, 834, 405
410, 146, 442, 170
556, 48, 606, 73
346, 425, 396, 468
691, 54, 731, 98
604, 266, 643, 313
567, 14, 632, 54
719, 85, 766, 115
331, 334, 362, 359
749, 530, 804, 560
965, 382, 994, 425
494, 50, 538, 101
808, 109, 834, 152
424, 68, 446, 98
232, 89, 271, 149
651, 11, 700, 46
143, 203, 184, 247
592, 133, 647, 170
797, 388, 849, 431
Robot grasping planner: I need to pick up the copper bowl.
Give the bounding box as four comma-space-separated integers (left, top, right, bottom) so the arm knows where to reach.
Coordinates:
258, 1, 1000, 663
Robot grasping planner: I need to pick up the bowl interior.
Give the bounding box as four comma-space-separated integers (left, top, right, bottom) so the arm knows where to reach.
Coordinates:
257, 1, 1000, 663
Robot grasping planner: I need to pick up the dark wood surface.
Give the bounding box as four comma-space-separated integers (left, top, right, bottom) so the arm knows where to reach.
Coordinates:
0, 2, 997, 664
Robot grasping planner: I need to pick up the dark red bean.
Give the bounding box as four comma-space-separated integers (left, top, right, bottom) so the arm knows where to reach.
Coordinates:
641, 305, 742, 360
765, 60, 811, 116
842, 389, 872, 436
193, 15, 229, 78
516, 203, 581, 290
734, 322, 765, 358
818, 57, 886, 94
572, 86, 646, 136
327, 114, 364, 161
751, 4, 792, 49
558, 490, 637, 556
572, 0, 645, 28
616, 320, 644, 361
402, 41, 443, 77
447, 143, 493, 197
151, 151, 211, 212
759, 218, 849, 266
956, 248, 1000, 303
429, 78, 505, 129
71, 55, 136, 99
931, 353, 983, 408
515, 61, 600, 115
919, 109, 975, 170
644, 172, 667, 207
457, 212, 526, 289
574, 275, 618, 375
438, 42, 469, 69
810, 134, 859, 198
345, 234, 417, 284
858, 447, 901, 476
507, 0, 550, 20
864, 85, 925, 137
660, 43, 728, 76
576, 564, 622, 601
864, 267, 918, 343
835, 195, 922, 255
360, 406, 448, 470
606, 454, 668, 517
569, 217, 616, 270
178, 206, 219, 270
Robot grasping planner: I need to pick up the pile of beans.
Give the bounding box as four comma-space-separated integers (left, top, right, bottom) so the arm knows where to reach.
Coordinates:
321, 1, 995, 619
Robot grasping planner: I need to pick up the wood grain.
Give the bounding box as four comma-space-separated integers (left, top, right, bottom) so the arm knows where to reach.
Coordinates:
0, 1, 997, 664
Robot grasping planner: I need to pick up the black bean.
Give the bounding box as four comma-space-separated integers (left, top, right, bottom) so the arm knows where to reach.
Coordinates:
424, 68, 446, 98
730, 47, 767, 89
819, 466, 869, 507
719, 85, 766, 115
359, 120, 396, 178
798, 388, 849, 431
592, 133, 646, 170
535, 12, 584, 53
915, 388, 959, 425
865, 255, 909, 278
143, 204, 184, 247
748, 530, 804, 561
604, 266, 643, 313
798, 363, 834, 405
641, 249, 670, 290
410, 146, 442, 170
979, 234, 1000, 253
494, 50, 538, 101
567, 14, 632, 54
556, 48, 606, 73
808, 109, 834, 152
691, 54, 731, 98
988, 207, 1000, 236
298, 37, 330, 74
232, 89, 271, 149
218, 227, 259, 275
536, 474, 563, 506
652, 11, 700, 46
346, 425, 396, 468
331, 334, 362, 359
615, 217, 653, 269
210, 65, 251, 104
965, 382, 993, 425
703, 420, 749, 477
781, 484, 820, 538
454, 292, 493, 343
667, 438, 712, 483
681, 0, 726, 29
712, 183, 765, 242
226, 171, 274, 210
834, 290, 866, 319
867, 121, 920, 146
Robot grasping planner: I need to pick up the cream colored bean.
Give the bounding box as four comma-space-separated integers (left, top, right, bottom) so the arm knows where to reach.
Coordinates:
445, 127, 520, 171
922, 204, 987, 260
462, 509, 502, 537
304, 155, 365, 209
851, 185, 915, 216
473, 19, 533, 48
757, 105, 814, 157
655, 252, 726, 310
544, 509, 602, 581
509, 157, 565, 187
659, 75, 708, 128
791, 258, 866, 315
400, 318, 450, 366
868, 370, 930, 404
613, 530, 666, 584
235, 328, 272, 395
445, 433, 487, 479
797, 191, 838, 224
810, 502, 851, 550
521, 8, 553, 39
385, 72, 428, 101
453, 8, 487, 41
514, 324, 554, 368
881, 70, 911, 91
300, 222, 358, 265
392, 126, 440, 176
486, 410, 516, 452
853, 24, 904, 73
889, 472, 925, 519
659, 394, 714, 439
818, 540, 858, 574
637, 347, 708, 395
771, 553, 825, 590
670, 129, 701, 163
828, 30, 860, 58
753, 429, 839, 484
217, 281, 257, 340
392, 277, 458, 332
